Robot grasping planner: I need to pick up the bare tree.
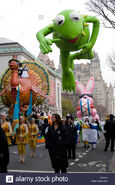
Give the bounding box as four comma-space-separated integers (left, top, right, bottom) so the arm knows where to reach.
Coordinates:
95, 104, 108, 119
107, 53, 115, 71
86, 0, 115, 29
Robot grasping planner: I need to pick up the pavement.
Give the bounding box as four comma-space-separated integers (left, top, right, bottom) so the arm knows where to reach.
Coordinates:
68, 136, 114, 173
8, 135, 115, 173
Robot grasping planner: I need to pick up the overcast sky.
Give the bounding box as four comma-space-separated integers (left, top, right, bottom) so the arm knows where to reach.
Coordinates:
0, 0, 115, 86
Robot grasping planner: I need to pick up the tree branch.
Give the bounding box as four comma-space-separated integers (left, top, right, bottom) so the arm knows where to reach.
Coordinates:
86, 0, 115, 29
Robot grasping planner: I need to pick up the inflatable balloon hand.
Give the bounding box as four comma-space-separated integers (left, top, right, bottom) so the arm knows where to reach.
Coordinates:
39, 38, 60, 54
77, 43, 94, 58
76, 76, 99, 120
78, 42, 93, 51
39, 38, 52, 54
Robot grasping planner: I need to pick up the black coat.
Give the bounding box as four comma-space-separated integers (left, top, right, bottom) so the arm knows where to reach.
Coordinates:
41, 122, 50, 148
104, 120, 115, 137
46, 124, 68, 169
65, 121, 77, 146
0, 126, 9, 173
41, 122, 50, 137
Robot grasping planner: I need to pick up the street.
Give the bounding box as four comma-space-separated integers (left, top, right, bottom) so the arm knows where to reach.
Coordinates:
7, 135, 115, 173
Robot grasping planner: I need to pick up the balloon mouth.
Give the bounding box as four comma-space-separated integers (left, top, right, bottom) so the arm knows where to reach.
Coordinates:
68, 36, 79, 43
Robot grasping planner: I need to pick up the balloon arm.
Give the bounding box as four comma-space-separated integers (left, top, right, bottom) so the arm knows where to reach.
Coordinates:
70, 50, 85, 60
84, 15, 100, 47
36, 24, 53, 43
36, 24, 54, 54
45, 38, 60, 44
70, 16, 99, 61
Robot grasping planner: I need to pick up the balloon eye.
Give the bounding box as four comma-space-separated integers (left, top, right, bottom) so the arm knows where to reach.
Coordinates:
54, 15, 65, 26
70, 11, 80, 22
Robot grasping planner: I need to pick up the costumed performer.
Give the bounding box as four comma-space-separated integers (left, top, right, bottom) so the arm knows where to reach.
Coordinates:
81, 116, 90, 148
0, 113, 12, 145
89, 118, 99, 150
28, 118, 39, 157
15, 116, 28, 163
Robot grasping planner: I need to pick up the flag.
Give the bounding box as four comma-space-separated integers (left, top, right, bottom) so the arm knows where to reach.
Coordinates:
26, 90, 33, 120
12, 86, 20, 136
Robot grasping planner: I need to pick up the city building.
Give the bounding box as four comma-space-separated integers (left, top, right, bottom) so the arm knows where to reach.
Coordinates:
107, 83, 114, 114
0, 37, 62, 116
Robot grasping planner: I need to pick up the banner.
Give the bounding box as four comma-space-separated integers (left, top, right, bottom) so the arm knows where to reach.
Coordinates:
49, 80, 56, 106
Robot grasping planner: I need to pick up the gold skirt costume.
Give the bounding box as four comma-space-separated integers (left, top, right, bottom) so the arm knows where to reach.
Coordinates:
1, 122, 12, 145
28, 124, 39, 148
16, 123, 28, 154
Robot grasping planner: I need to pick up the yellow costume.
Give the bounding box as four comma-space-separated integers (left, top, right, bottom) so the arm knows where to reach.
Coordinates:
1, 122, 12, 145
81, 123, 90, 129
28, 124, 39, 149
81, 122, 90, 145
16, 123, 28, 154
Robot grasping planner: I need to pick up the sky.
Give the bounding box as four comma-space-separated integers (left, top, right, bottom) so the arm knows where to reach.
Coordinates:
0, 0, 115, 86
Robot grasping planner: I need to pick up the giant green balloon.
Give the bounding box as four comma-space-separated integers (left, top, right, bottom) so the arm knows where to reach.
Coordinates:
36, 10, 100, 92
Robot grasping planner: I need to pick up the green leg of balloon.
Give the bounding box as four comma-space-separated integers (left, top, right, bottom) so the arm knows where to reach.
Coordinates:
61, 49, 94, 92
61, 50, 75, 92
70, 58, 74, 71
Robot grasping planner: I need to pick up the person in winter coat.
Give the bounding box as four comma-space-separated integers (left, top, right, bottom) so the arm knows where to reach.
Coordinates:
41, 118, 50, 148
46, 114, 68, 173
0, 125, 9, 173
104, 114, 115, 152
95, 119, 102, 139
74, 117, 81, 145
65, 115, 77, 159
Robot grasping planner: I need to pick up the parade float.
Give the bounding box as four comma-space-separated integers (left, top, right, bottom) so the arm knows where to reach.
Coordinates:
76, 76, 99, 121
0, 56, 50, 134
36, 9, 100, 92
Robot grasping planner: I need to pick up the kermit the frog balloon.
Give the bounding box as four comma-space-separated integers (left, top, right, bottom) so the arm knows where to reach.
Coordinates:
36, 10, 100, 92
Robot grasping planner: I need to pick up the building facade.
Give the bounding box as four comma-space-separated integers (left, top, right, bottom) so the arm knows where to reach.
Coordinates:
0, 37, 62, 116
37, 52, 62, 115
